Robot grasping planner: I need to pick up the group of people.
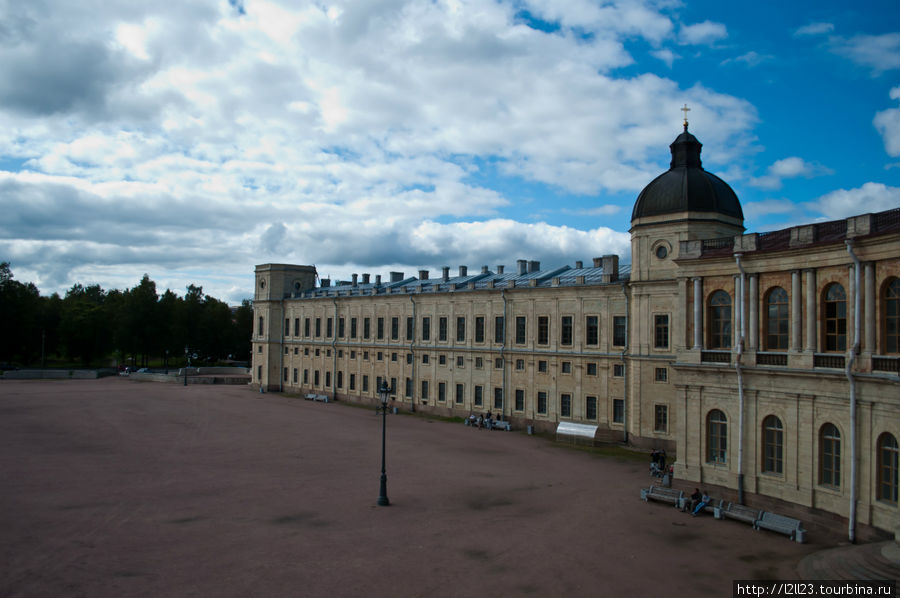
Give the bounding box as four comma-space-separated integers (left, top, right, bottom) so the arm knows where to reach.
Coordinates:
682, 488, 712, 516
649, 448, 667, 477
467, 411, 501, 429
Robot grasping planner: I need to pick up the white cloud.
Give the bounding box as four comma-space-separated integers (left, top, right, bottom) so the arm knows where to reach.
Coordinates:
678, 21, 727, 46
721, 51, 770, 68
651, 48, 677, 67
829, 32, 900, 74
794, 22, 834, 37
749, 157, 833, 189
874, 86, 900, 157
807, 182, 900, 220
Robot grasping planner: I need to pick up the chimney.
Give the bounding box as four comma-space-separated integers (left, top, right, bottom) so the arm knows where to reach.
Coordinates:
593, 257, 603, 268
362, 273, 370, 284
458, 265, 467, 277
497, 265, 505, 274
321, 278, 331, 288
390, 271, 404, 283
375, 274, 382, 285
352, 273, 359, 286
601, 254, 619, 283
442, 266, 450, 281
517, 259, 528, 275
481, 265, 489, 274
418, 269, 429, 280
575, 261, 583, 269
528, 260, 540, 273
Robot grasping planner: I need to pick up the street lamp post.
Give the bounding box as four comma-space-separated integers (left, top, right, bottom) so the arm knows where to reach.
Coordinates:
183, 347, 190, 387
376, 381, 392, 506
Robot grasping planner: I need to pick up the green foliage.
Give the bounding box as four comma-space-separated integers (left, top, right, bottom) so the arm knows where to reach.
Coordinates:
0, 262, 253, 367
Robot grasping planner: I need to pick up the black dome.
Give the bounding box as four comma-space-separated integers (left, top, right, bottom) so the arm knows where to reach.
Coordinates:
631, 127, 743, 222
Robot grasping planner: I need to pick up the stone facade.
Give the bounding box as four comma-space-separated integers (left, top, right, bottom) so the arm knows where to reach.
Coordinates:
251, 130, 900, 535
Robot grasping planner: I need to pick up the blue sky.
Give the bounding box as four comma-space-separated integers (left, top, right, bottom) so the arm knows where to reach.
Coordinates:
1, 0, 898, 303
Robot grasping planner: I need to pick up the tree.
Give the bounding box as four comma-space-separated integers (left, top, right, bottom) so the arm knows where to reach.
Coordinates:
0, 262, 42, 364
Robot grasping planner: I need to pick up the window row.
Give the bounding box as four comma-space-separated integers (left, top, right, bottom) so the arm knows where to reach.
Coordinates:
705, 278, 900, 354
705, 410, 898, 504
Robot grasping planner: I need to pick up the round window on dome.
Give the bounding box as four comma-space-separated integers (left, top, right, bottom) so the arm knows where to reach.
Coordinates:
655, 245, 668, 259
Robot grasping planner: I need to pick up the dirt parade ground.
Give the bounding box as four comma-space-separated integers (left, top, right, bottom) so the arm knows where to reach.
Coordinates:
1, 378, 827, 597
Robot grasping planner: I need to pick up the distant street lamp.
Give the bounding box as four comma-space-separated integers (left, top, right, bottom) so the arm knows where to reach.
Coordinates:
183, 346, 190, 387
376, 380, 392, 506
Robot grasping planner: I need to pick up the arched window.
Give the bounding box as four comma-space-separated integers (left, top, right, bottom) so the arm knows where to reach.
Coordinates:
708, 291, 732, 349
877, 433, 898, 504
823, 283, 847, 352
819, 424, 841, 488
765, 287, 789, 351
762, 415, 783, 474
707, 409, 728, 464
886, 278, 900, 354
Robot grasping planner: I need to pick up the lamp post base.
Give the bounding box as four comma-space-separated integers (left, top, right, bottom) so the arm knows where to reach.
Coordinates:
377, 474, 389, 506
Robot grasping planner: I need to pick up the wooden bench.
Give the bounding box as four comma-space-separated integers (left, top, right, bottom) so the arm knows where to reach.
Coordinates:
490, 420, 511, 431
754, 511, 807, 543
304, 393, 316, 400
640, 485, 683, 507
720, 502, 762, 525
304, 393, 329, 403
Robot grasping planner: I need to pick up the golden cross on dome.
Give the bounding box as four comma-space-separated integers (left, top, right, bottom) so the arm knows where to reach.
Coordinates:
681, 103, 690, 130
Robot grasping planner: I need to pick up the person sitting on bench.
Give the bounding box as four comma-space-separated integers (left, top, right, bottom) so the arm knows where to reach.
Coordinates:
692, 491, 711, 516
683, 488, 701, 513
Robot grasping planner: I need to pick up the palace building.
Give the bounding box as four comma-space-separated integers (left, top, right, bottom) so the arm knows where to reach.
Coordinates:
252, 124, 900, 536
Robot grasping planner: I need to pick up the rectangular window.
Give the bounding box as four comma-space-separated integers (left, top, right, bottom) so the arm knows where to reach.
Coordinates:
538, 360, 548, 373
293, 368, 298, 384
456, 316, 466, 342
294, 318, 300, 337
314, 370, 320, 386
515, 389, 524, 411
405, 377, 412, 397
315, 317, 321, 337
362, 375, 369, 393
377, 351, 383, 361
337, 371, 343, 389
560, 393, 572, 418
406, 317, 414, 341
350, 317, 357, 338
474, 385, 483, 407
456, 356, 464, 368
586, 396, 597, 420
391, 317, 399, 340
493, 387, 503, 409
349, 373, 355, 390
613, 399, 624, 423
422, 354, 429, 364
406, 353, 413, 365
439, 354, 446, 365
421, 380, 429, 400
283, 367, 288, 382
438, 382, 446, 402
561, 361, 571, 374
325, 371, 331, 387
475, 316, 484, 343
326, 317, 333, 338
613, 363, 624, 377
455, 383, 464, 404
495, 316, 504, 344
304, 318, 311, 337
495, 357, 503, 369
377, 317, 384, 340
587, 362, 597, 376
390, 378, 397, 396
516, 359, 525, 371
516, 316, 526, 344
422, 317, 431, 341
304, 369, 309, 384
338, 317, 345, 338
364, 317, 371, 339
561, 316, 573, 346
439, 316, 448, 341
655, 367, 668, 382
392, 352, 398, 362
284, 318, 290, 337
537, 391, 548, 414
537, 316, 549, 345
258, 315, 264, 336
475, 357, 483, 369
613, 316, 626, 347
655, 405, 668, 433
654, 315, 669, 349
586, 315, 599, 346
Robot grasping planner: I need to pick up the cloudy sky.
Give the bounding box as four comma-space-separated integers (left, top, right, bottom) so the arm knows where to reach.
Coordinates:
2, 0, 899, 303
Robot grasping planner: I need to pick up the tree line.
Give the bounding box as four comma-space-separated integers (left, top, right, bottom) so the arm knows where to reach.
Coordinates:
0, 262, 253, 369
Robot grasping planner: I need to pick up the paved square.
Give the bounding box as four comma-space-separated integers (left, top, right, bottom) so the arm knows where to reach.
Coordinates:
1, 379, 821, 597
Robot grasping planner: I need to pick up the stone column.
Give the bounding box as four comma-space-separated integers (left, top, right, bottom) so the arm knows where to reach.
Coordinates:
693, 277, 703, 350
748, 274, 759, 351
805, 269, 816, 352
791, 270, 802, 352
864, 262, 875, 355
